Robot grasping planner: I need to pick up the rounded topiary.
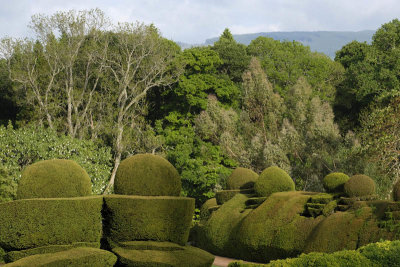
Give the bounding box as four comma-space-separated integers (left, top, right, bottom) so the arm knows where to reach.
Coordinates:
114, 154, 181, 196
323, 172, 350, 193
17, 159, 92, 199
226, 167, 258, 190
393, 180, 400, 201
254, 166, 295, 197
344, 174, 376, 198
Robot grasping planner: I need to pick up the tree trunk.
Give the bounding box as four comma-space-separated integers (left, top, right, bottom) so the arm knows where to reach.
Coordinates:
103, 118, 124, 194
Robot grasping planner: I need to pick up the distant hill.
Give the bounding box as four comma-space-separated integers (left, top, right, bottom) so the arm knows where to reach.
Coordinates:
197, 30, 374, 59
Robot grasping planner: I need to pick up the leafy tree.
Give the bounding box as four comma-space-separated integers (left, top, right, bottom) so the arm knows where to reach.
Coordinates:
358, 97, 400, 198
1, 9, 109, 135
335, 19, 400, 131
247, 37, 343, 102
102, 23, 183, 193
212, 28, 251, 83
0, 123, 113, 195
0, 60, 18, 125
156, 112, 234, 205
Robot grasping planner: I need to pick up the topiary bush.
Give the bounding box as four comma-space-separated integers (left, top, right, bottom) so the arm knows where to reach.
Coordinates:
5, 242, 99, 263
0, 196, 103, 251
16, 159, 92, 199
111, 241, 214, 267
3, 247, 117, 267
226, 167, 258, 190
114, 154, 181, 196
103, 195, 194, 246
200, 198, 218, 221
358, 240, 400, 267
344, 174, 376, 198
323, 172, 349, 193
393, 180, 400, 201
254, 166, 295, 197
216, 189, 254, 205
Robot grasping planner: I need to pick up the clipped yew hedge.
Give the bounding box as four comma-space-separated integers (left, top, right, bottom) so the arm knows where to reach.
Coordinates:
114, 154, 181, 196
255, 166, 295, 197
5, 242, 99, 263
226, 167, 258, 190
229, 240, 400, 267
17, 159, 92, 199
3, 247, 117, 267
200, 198, 218, 221
216, 189, 254, 205
323, 172, 350, 193
344, 175, 376, 197
103, 195, 194, 246
111, 241, 214, 267
0, 196, 103, 251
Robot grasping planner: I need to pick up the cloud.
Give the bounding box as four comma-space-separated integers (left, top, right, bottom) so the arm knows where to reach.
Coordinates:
0, 0, 398, 43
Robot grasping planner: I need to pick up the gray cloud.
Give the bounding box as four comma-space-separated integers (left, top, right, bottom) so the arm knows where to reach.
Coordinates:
0, 0, 398, 43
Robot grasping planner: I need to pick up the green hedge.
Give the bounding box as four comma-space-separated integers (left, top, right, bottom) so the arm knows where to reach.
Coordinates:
114, 154, 181, 196
195, 193, 251, 257
17, 159, 92, 199
0, 196, 103, 250
323, 172, 349, 193
5, 242, 99, 263
344, 175, 376, 198
112, 242, 214, 267
3, 247, 117, 267
200, 198, 218, 221
103, 195, 194, 246
304, 206, 388, 254
229, 240, 400, 267
216, 189, 254, 205
235, 191, 323, 262
254, 167, 295, 197
226, 167, 258, 190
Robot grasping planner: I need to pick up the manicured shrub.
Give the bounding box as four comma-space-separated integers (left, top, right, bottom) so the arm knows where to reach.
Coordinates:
216, 189, 254, 205
114, 154, 181, 196
304, 206, 385, 254
103, 195, 194, 246
254, 166, 295, 197
235, 191, 323, 262
200, 198, 218, 221
3, 247, 117, 267
226, 167, 258, 190
344, 174, 376, 198
0, 196, 103, 250
323, 172, 350, 193
112, 242, 214, 267
393, 180, 400, 201
17, 159, 92, 199
5, 242, 99, 263
359, 240, 400, 267
195, 194, 250, 257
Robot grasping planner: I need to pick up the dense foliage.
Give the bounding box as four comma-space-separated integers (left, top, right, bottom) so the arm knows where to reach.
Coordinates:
0, 124, 112, 200
0, 9, 399, 206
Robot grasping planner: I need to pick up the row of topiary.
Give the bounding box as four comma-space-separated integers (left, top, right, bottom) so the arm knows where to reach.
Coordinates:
228, 239, 400, 267
193, 165, 400, 263
0, 155, 214, 267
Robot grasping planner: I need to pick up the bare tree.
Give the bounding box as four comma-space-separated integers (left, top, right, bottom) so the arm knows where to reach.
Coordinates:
102, 23, 183, 193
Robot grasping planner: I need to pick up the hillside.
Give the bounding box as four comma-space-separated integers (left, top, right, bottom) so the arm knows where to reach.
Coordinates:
202, 30, 374, 58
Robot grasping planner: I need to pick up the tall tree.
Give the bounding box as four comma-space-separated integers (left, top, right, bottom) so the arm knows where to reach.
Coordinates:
212, 28, 251, 83
1, 9, 109, 137
102, 23, 183, 193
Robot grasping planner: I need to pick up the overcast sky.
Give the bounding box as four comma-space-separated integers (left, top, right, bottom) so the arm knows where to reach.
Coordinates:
0, 0, 399, 44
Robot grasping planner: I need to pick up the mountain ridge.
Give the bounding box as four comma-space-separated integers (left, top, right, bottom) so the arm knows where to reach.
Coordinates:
178, 30, 375, 58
